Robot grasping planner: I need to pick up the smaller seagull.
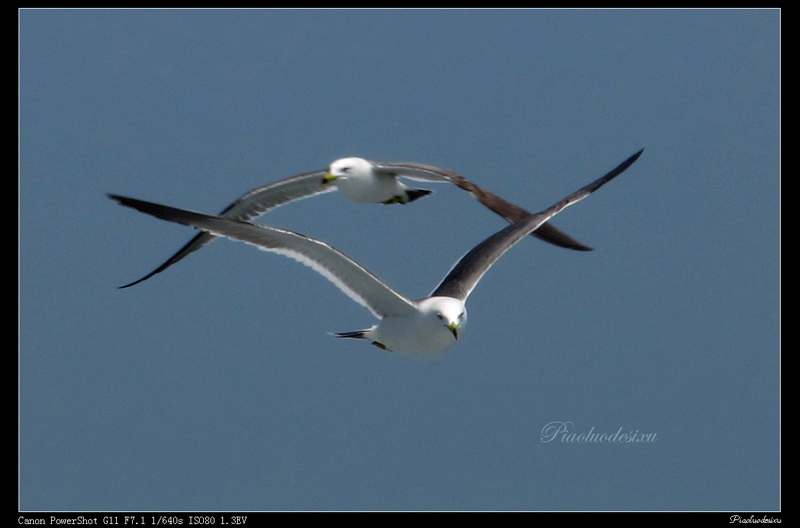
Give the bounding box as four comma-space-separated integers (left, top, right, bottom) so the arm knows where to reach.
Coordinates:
109, 149, 642, 355
118, 157, 595, 288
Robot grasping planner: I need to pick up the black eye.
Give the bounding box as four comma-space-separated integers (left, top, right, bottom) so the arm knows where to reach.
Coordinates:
341, 167, 351, 173
436, 313, 444, 320
459, 312, 465, 319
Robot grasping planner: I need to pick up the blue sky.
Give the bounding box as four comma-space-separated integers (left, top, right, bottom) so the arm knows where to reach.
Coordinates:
20, 9, 779, 511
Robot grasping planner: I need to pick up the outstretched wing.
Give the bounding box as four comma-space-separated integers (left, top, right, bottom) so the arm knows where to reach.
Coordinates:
119, 169, 332, 288
110, 194, 417, 319
431, 149, 644, 302
372, 161, 594, 251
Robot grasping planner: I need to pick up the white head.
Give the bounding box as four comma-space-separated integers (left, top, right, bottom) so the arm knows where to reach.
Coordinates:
417, 296, 467, 342
324, 157, 374, 184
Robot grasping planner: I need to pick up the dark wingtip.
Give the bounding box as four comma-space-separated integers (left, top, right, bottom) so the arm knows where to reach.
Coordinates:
110, 193, 189, 289
529, 222, 594, 251
602, 148, 644, 179
571, 244, 594, 252
108, 193, 132, 204
110, 194, 150, 288
118, 275, 153, 289
523, 148, 644, 251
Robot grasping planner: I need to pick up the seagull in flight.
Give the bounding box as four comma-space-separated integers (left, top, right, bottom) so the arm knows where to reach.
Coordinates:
118, 157, 596, 288
109, 149, 643, 355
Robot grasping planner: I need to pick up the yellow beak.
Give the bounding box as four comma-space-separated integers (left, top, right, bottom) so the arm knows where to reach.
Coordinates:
322, 173, 337, 184
448, 322, 459, 340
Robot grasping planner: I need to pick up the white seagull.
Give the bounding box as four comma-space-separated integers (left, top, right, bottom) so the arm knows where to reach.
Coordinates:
109, 149, 642, 355
118, 157, 596, 288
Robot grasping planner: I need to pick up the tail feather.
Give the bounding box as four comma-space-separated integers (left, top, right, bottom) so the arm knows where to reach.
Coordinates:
331, 330, 368, 340
404, 188, 433, 203
331, 330, 391, 350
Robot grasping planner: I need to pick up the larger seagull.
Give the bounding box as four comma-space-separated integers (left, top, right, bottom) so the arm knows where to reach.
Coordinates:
110, 149, 643, 354
119, 157, 596, 288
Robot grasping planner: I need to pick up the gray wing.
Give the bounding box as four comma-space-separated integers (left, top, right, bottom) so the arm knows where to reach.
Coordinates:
109, 194, 418, 319
430, 149, 644, 302
372, 161, 594, 252
118, 169, 333, 288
